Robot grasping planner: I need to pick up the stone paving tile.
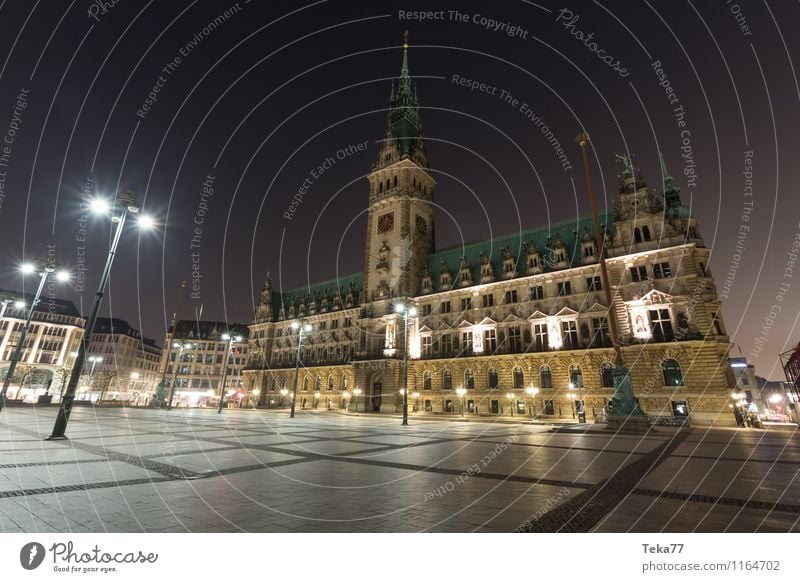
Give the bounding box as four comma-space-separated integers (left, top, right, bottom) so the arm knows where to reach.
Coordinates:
594, 495, 800, 532
638, 457, 800, 504
155, 448, 301, 473
1, 408, 799, 532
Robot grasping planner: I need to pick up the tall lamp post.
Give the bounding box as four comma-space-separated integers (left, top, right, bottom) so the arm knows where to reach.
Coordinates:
525, 386, 540, 418
87, 356, 103, 402
167, 342, 194, 410
0, 263, 70, 411
217, 333, 242, 414
280, 388, 288, 409
506, 392, 515, 416
290, 320, 312, 419
395, 301, 417, 426
49, 191, 154, 439
412, 391, 420, 413
341, 390, 349, 412
575, 133, 645, 428
456, 387, 467, 418
0, 297, 26, 321
353, 387, 362, 412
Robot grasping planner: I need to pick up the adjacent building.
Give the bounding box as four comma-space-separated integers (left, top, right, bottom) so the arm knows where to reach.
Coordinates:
159, 320, 249, 408
0, 289, 85, 402
79, 317, 162, 404
242, 43, 736, 425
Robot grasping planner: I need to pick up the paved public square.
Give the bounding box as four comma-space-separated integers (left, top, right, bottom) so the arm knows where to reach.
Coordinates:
0, 407, 798, 533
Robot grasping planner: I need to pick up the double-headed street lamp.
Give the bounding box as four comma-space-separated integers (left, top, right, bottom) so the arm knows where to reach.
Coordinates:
395, 301, 417, 426
168, 342, 194, 410
290, 320, 312, 419
0, 296, 26, 320
456, 387, 467, 417
0, 262, 70, 411
49, 191, 154, 439
525, 386, 540, 418
217, 333, 242, 414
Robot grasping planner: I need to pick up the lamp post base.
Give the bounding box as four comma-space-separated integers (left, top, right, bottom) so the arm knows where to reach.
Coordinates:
45, 435, 69, 441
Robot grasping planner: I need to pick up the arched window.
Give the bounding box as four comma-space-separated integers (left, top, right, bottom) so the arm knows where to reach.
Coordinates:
540, 366, 552, 389
488, 368, 499, 389
315, 376, 321, 391
465, 369, 475, 389
443, 370, 452, 390
569, 364, 583, 388
386, 179, 391, 191
642, 225, 652, 241
378, 181, 383, 193
342, 376, 349, 390
393, 175, 398, 188
303, 378, 308, 391
423, 371, 432, 390
600, 363, 614, 388
634, 227, 642, 243
513, 367, 524, 389
662, 359, 683, 386
327, 376, 334, 391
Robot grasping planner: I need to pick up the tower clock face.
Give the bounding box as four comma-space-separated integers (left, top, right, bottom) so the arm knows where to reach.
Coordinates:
377, 212, 394, 233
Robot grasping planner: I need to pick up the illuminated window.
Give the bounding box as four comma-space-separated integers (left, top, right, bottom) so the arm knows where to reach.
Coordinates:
662, 359, 683, 386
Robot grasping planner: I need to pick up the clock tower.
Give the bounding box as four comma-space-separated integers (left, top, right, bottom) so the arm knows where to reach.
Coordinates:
362, 34, 436, 303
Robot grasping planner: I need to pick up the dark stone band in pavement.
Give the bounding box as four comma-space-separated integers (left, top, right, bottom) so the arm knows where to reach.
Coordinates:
518, 428, 692, 532
0, 477, 172, 499
632, 487, 800, 515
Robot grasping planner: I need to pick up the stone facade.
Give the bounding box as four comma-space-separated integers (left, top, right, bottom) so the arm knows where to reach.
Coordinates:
242, 44, 735, 426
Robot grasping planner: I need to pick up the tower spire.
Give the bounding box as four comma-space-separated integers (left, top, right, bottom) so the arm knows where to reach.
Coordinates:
659, 152, 682, 209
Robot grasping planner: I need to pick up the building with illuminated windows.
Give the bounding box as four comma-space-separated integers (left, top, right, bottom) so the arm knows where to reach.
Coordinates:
80, 318, 162, 404
0, 289, 84, 402
242, 43, 736, 425
157, 320, 249, 408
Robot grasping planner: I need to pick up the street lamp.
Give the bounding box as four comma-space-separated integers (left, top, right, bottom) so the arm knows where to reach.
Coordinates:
49, 190, 155, 438
0, 296, 25, 320
217, 333, 242, 414
506, 392, 515, 416
456, 387, 467, 417
412, 391, 420, 413
0, 261, 70, 411
168, 342, 194, 410
280, 388, 289, 409
289, 320, 312, 419
525, 386, 540, 418
341, 390, 349, 411
87, 356, 103, 401
353, 387, 362, 413
395, 301, 417, 426
569, 381, 586, 423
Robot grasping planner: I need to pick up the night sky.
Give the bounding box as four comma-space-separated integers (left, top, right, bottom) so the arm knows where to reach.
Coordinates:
0, 0, 798, 380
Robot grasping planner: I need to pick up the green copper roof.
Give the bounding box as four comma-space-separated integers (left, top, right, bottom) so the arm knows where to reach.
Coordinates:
271, 272, 363, 313
422, 212, 616, 292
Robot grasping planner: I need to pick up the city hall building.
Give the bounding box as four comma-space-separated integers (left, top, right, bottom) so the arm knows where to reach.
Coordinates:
243, 44, 735, 426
